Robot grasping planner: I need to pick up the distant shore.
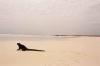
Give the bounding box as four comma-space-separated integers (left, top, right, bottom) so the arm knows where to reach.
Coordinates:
53, 35, 100, 37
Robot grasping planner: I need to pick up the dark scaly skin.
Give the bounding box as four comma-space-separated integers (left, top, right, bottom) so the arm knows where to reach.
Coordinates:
17, 43, 45, 52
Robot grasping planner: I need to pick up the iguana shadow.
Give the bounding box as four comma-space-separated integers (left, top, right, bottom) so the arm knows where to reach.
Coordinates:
17, 43, 45, 52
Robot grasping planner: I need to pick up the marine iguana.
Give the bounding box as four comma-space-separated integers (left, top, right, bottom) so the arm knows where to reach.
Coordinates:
17, 43, 45, 52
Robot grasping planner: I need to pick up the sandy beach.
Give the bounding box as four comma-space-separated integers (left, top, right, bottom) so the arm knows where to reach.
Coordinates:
0, 35, 100, 66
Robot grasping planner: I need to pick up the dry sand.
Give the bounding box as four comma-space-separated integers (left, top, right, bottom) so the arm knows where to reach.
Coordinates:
0, 35, 100, 66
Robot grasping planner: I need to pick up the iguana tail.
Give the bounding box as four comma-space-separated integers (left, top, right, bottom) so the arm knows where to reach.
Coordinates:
27, 49, 45, 52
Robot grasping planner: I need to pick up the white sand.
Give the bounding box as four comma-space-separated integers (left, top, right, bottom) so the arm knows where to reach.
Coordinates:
0, 35, 100, 66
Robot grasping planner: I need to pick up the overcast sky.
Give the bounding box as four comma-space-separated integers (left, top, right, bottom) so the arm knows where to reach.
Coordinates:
0, 0, 100, 35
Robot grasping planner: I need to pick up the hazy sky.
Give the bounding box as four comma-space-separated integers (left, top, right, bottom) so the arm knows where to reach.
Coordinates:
0, 0, 100, 35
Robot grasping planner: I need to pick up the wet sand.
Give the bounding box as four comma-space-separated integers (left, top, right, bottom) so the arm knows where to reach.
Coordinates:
0, 35, 100, 66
